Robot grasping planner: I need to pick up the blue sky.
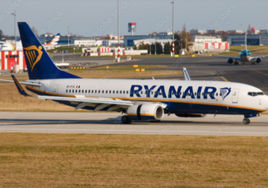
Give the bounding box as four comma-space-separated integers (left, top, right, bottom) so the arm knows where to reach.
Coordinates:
1, 0, 268, 37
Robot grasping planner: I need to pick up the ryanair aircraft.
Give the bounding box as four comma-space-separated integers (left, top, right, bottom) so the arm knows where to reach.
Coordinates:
7, 22, 268, 125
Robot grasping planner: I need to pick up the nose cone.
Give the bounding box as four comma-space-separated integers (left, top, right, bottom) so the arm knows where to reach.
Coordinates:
263, 96, 268, 111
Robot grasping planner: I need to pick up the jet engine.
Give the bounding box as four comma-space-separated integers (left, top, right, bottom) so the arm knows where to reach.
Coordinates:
175, 113, 206, 118
256, 58, 262, 63
227, 58, 233, 64
126, 103, 165, 121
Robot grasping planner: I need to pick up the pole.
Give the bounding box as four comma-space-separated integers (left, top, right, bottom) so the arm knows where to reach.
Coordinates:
67, 26, 70, 47
171, 1, 174, 57
12, 12, 16, 50
155, 40, 156, 55
150, 40, 151, 55
117, 0, 120, 62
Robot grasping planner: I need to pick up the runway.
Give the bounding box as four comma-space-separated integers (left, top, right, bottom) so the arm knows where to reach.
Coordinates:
0, 112, 267, 136
51, 54, 268, 94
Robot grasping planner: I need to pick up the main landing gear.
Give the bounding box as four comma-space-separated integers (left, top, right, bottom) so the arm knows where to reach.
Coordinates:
234, 61, 239, 65
243, 118, 250, 125
121, 115, 132, 124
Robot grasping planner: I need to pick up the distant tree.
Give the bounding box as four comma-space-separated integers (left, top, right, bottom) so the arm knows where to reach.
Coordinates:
0, 30, 3, 39
247, 24, 252, 34
164, 42, 171, 54
31, 26, 39, 36
218, 31, 227, 41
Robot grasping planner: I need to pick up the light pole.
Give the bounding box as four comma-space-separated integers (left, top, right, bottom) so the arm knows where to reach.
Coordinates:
117, 0, 120, 62
67, 26, 70, 47
171, 1, 174, 57
11, 11, 16, 50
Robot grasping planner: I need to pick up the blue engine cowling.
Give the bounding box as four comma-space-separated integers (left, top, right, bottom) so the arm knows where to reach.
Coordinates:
227, 58, 233, 64
256, 58, 262, 63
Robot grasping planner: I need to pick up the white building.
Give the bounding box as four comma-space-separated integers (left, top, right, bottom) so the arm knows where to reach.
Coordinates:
193, 35, 222, 43
133, 39, 173, 49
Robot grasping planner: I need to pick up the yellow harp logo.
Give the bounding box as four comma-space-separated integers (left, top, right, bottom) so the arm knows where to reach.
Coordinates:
24, 45, 43, 71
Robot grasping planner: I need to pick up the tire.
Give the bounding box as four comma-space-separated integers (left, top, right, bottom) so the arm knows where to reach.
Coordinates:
243, 118, 250, 125
121, 115, 132, 124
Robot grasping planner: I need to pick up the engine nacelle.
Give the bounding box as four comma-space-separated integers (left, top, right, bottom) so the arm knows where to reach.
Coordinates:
227, 58, 233, 64
175, 113, 206, 118
256, 58, 262, 63
127, 103, 165, 121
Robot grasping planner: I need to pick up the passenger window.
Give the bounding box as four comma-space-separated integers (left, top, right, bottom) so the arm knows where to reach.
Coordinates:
113, 91, 115, 94
141, 91, 143, 94
79, 90, 81, 93
82, 90, 84, 93
123, 91, 125, 94
126, 91, 128, 94
98, 90, 100, 93
106, 90, 108, 93
216, 93, 218, 96
85, 90, 87, 93
102, 90, 104, 93
120, 91, 122, 94
72, 90, 74, 93
109, 90, 111, 94
95, 90, 97, 93
116, 91, 118, 94
66, 89, 68, 93
75, 90, 77, 93
69, 89, 71, 93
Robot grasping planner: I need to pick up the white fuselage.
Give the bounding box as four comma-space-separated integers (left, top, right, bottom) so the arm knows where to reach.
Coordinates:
25, 79, 268, 115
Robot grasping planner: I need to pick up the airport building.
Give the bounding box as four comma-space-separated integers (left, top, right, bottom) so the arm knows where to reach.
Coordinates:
190, 29, 206, 35
123, 32, 173, 46
193, 35, 222, 43
227, 34, 268, 45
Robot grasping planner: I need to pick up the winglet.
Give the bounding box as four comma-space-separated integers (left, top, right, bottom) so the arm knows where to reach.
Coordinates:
11, 75, 31, 96
183, 67, 191, 81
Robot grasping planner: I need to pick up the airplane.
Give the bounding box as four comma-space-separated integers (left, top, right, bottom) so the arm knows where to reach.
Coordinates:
217, 32, 268, 65
0, 33, 60, 51
4, 22, 268, 125
43, 33, 60, 50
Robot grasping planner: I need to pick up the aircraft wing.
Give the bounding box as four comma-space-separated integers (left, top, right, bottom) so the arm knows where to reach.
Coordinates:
215, 56, 241, 60
12, 75, 133, 111
250, 55, 268, 60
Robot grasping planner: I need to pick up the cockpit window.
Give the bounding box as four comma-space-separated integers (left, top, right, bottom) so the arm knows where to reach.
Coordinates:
248, 92, 264, 97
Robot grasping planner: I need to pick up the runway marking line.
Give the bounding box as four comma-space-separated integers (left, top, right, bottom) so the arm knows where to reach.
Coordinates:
243, 65, 268, 76
221, 77, 228, 82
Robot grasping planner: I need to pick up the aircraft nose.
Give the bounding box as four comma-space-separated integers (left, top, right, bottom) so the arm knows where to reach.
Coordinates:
264, 96, 268, 110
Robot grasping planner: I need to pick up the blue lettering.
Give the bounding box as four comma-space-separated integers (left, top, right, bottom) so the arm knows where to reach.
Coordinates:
130, 85, 142, 97
182, 86, 195, 99
144, 85, 156, 98
154, 85, 167, 98
168, 86, 182, 98
204, 87, 216, 99
197, 86, 202, 99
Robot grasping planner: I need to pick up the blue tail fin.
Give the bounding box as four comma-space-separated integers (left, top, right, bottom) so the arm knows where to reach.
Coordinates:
18, 22, 80, 80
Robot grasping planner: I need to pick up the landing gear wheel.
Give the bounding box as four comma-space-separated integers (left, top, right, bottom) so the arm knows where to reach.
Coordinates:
243, 118, 250, 125
251, 61, 256, 65
121, 115, 132, 124
234, 61, 239, 65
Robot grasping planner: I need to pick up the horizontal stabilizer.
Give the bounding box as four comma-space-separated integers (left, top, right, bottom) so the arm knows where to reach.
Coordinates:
11, 75, 31, 96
